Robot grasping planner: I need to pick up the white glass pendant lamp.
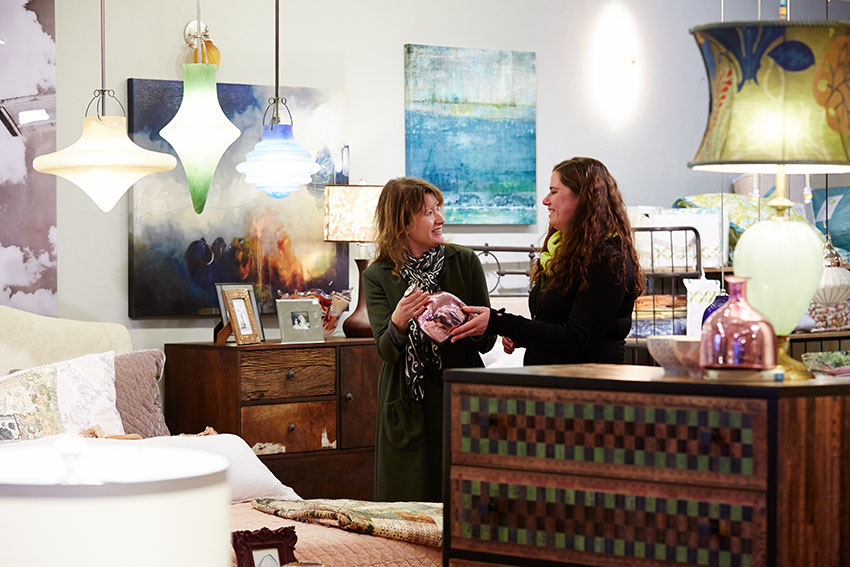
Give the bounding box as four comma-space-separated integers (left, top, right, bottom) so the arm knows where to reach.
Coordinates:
32, 0, 176, 213
159, 0, 240, 214
236, 0, 318, 198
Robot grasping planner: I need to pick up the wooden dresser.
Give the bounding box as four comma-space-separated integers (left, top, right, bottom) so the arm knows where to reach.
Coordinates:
163, 338, 380, 500
443, 364, 850, 567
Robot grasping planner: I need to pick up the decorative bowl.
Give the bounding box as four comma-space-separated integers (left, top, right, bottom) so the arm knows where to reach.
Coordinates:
670, 336, 703, 378
646, 335, 690, 375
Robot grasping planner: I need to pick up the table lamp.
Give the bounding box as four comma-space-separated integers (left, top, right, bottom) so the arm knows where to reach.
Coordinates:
689, 21, 850, 379
0, 437, 231, 567
324, 184, 382, 337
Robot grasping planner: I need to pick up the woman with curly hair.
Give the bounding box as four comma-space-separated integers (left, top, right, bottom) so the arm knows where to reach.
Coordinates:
450, 157, 643, 365
363, 177, 495, 502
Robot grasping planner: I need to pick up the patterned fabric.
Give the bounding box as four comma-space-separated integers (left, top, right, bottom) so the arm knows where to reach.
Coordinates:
54, 351, 124, 436
399, 245, 444, 401
253, 498, 443, 547
807, 299, 850, 332
0, 365, 63, 442
459, 395, 757, 477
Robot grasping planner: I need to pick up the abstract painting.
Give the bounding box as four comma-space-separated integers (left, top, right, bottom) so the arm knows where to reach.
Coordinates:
128, 78, 349, 318
0, 0, 57, 315
405, 44, 536, 224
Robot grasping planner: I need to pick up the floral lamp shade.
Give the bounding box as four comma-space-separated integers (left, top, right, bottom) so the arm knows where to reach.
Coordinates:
690, 21, 850, 174
160, 63, 240, 214
323, 184, 382, 242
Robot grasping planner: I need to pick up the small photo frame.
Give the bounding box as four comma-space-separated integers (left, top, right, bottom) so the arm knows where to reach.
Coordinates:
223, 288, 262, 345
276, 298, 324, 344
232, 527, 297, 567
215, 282, 265, 341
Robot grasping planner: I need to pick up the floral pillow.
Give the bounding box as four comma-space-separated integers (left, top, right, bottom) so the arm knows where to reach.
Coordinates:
0, 366, 63, 442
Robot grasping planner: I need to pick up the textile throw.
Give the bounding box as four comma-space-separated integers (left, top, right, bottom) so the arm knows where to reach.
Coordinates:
399, 245, 444, 401
253, 498, 443, 547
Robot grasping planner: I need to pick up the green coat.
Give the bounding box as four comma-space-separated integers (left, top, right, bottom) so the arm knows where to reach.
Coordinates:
363, 244, 495, 502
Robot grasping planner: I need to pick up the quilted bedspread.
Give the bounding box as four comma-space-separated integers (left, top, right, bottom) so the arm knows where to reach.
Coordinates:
229, 502, 441, 567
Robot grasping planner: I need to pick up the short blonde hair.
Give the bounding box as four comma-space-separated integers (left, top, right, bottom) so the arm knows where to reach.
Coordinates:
373, 177, 444, 275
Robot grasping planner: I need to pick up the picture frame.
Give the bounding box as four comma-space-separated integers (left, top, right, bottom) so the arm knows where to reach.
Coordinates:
276, 298, 325, 344
223, 288, 262, 345
232, 527, 297, 567
215, 282, 265, 341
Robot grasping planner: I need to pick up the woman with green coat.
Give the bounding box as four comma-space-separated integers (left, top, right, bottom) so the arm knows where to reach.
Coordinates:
362, 177, 495, 502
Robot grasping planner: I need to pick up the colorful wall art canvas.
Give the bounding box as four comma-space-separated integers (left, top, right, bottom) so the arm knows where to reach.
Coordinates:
127, 78, 349, 318
404, 44, 536, 224
0, 0, 57, 315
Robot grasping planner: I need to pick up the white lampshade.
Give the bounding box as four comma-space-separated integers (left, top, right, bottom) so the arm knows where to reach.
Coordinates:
813, 266, 850, 305
0, 438, 230, 567
160, 63, 240, 214
33, 116, 176, 212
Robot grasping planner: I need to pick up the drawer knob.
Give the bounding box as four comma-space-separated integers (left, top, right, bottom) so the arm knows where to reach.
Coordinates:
345, 392, 354, 402
287, 370, 296, 379
288, 423, 296, 432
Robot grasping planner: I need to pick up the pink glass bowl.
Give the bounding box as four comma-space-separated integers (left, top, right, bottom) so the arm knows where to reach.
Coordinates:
416, 291, 468, 344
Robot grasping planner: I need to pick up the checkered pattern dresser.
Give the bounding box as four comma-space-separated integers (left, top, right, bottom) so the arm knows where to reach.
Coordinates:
443, 364, 850, 567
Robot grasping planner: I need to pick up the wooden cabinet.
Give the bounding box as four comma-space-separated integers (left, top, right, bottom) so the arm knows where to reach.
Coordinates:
443, 364, 850, 567
163, 338, 380, 500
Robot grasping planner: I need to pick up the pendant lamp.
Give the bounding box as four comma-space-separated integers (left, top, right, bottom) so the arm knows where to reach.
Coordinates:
235, 0, 319, 198
32, 0, 176, 213
813, 181, 850, 305
159, 0, 240, 214
689, 20, 850, 379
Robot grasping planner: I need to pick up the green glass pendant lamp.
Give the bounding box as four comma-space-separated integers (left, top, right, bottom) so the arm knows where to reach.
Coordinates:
33, 0, 176, 212
690, 18, 850, 379
159, 0, 240, 214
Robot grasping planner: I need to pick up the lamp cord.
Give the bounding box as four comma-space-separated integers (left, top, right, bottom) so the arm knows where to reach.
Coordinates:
99, 0, 105, 116
274, 0, 280, 124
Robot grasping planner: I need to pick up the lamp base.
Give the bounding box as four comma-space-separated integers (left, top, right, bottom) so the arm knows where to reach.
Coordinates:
776, 335, 814, 381
342, 258, 373, 338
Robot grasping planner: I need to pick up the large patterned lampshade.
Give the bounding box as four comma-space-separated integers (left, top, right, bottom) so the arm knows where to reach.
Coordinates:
690, 21, 850, 174
688, 21, 850, 378
324, 184, 382, 338
160, 63, 240, 214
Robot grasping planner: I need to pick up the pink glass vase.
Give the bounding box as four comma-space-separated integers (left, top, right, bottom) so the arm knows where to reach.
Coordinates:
699, 276, 776, 370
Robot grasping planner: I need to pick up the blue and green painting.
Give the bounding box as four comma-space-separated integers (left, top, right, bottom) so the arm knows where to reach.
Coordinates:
404, 44, 537, 224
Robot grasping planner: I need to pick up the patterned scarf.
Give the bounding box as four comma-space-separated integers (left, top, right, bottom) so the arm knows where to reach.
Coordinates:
399, 245, 445, 401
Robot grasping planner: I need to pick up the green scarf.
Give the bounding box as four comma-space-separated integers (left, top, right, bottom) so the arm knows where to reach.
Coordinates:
539, 231, 562, 275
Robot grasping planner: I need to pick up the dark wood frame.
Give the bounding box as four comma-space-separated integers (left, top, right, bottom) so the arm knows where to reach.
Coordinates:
231, 526, 297, 567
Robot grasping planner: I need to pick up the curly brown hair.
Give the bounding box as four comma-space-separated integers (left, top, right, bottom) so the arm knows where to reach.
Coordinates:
534, 157, 643, 295
373, 177, 444, 275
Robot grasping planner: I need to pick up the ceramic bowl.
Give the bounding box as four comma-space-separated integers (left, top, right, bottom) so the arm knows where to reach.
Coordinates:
646, 335, 689, 375
670, 336, 703, 378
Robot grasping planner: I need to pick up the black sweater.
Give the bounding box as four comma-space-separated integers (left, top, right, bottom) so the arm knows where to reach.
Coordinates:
487, 251, 637, 365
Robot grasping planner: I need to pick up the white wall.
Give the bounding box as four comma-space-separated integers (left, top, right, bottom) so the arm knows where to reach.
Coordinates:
53, 0, 850, 349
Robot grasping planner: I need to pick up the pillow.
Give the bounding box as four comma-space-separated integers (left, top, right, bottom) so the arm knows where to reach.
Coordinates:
54, 351, 124, 436
113, 350, 170, 438
128, 433, 301, 503
0, 366, 63, 442
2, 351, 125, 437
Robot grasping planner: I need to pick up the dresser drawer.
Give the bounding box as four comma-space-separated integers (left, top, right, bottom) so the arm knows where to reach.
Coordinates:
241, 348, 335, 401
241, 401, 337, 454
449, 465, 767, 567
450, 384, 768, 490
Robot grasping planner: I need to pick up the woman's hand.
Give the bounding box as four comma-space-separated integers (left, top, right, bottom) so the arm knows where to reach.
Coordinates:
449, 306, 490, 342
390, 287, 430, 332
502, 336, 515, 354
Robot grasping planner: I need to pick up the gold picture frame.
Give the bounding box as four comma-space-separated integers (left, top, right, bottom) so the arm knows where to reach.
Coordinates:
222, 288, 262, 345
